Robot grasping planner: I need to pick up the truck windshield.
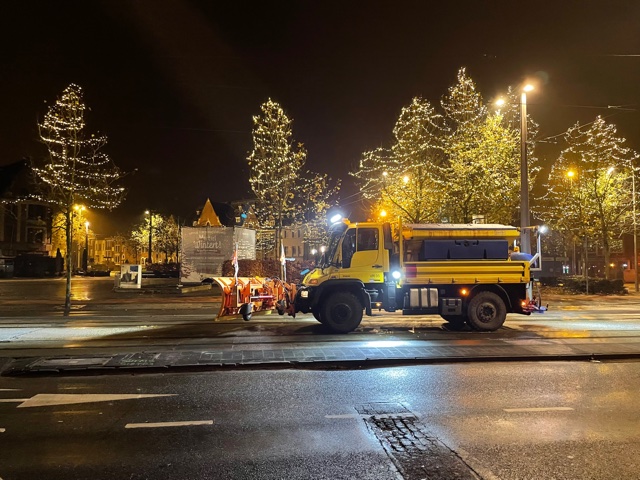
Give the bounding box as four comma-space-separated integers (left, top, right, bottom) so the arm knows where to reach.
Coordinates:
321, 222, 349, 268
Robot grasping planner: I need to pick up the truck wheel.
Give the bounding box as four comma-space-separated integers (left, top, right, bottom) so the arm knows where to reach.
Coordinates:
440, 315, 467, 331
466, 292, 506, 331
240, 303, 252, 321
312, 308, 324, 324
322, 292, 363, 333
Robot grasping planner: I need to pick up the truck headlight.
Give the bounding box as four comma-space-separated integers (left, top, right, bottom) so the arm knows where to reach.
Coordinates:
391, 270, 401, 280
300, 290, 309, 298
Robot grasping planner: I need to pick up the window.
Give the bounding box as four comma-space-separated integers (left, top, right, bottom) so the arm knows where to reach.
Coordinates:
357, 228, 378, 251
341, 229, 357, 268
292, 246, 297, 256
285, 246, 289, 256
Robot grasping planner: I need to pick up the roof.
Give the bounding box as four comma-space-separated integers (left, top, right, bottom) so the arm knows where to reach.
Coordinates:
195, 198, 223, 227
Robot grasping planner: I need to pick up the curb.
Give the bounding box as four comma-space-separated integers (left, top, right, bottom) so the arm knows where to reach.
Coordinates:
4, 340, 640, 376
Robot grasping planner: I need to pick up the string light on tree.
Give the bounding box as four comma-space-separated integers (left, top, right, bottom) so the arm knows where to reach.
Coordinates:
33, 83, 126, 315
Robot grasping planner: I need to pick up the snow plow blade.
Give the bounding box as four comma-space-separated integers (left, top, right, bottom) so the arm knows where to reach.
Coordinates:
212, 277, 296, 321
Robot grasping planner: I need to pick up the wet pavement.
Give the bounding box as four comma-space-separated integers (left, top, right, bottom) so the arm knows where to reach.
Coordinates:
3, 277, 640, 375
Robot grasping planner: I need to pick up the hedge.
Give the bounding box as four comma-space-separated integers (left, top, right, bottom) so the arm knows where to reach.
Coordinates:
540, 276, 626, 295
221, 258, 315, 284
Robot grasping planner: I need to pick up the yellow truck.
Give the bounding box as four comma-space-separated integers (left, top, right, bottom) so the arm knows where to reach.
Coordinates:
292, 218, 542, 333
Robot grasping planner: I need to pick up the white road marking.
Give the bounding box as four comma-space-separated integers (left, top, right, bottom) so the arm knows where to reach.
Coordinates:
0, 389, 21, 391
0, 399, 29, 403
325, 412, 416, 419
504, 407, 574, 413
16, 393, 176, 408
125, 420, 213, 429
0, 428, 5, 432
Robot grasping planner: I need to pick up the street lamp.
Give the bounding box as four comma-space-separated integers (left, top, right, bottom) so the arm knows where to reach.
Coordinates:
520, 84, 535, 254
145, 210, 152, 265
567, 170, 577, 274
83, 221, 90, 271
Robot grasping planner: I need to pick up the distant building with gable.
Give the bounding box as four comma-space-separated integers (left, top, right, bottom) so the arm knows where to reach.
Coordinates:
180, 199, 255, 283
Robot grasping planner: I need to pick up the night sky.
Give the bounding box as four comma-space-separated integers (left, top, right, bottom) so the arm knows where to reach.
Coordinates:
2, 1, 639, 234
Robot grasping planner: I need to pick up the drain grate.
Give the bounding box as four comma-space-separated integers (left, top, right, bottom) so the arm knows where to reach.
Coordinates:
356, 403, 478, 480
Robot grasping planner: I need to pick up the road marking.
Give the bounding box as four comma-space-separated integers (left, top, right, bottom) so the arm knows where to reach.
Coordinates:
0, 399, 29, 403
504, 407, 574, 413
125, 420, 213, 429
0, 389, 21, 391
325, 412, 416, 419
16, 393, 176, 408
0, 428, 5, 432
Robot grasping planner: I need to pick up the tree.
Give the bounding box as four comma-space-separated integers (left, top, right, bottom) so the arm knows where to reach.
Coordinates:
247, 99, 307, 260
351, 68, 539, 226
541, 116, 638, 279
34, 84, 126, 314
130, 213, 165, 263
155, 215, 180, 262
298, 171, 341, 252
352, 98, 446, 223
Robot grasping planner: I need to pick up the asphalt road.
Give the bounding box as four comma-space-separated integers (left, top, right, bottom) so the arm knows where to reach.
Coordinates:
1, 361, 639, 479
2, 277, 640, 479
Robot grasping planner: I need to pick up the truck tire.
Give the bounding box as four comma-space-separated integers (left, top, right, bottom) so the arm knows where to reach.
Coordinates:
441, 315, 467, 331
321, 292, 363, 333
466, 292, 506, 331
312, 308, 324, 324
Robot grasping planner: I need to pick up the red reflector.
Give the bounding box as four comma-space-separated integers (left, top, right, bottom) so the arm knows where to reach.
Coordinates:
405, 265, 417, 278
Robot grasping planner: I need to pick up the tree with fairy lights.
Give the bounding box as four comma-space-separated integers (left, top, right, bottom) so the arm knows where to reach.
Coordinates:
440, 68, 539, 224
247, 99, 305, 260
247, 99, 339, 264
298, 170, 340, 254
540, 116, 638, 280
352, 98, 445, 223
34, 84, 126, 315
129, 212, 165, 263
351, 68, 539, 226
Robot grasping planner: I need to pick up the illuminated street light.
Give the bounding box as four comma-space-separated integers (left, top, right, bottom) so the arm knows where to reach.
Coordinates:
380, 209, 387, 218
402, 175, 409, 184
567, 170, 577, 274
83, 221, 90, 271
145, 210, 152, 265
494, 97, 506, 108
520, 84, 535, 253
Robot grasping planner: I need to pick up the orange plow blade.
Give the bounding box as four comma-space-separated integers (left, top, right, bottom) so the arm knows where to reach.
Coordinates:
211, 277, 296, 321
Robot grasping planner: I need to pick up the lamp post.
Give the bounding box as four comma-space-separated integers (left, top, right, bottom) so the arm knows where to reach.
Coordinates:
145, 210, 152, 265
567, 170, 577, 274
520, 84, 534, 254
632, 166, 638, 292
83, 221, 90, 271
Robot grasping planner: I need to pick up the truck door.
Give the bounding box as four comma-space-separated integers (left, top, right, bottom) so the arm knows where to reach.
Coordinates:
339, 227, 383, 283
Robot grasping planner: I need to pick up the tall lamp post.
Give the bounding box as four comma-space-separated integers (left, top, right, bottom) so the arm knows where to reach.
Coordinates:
567, 170, 577, 274
632, 166, 638, 292
145, 210, 152, 265
520, 84, 535, 254
83, 221, 90, 271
